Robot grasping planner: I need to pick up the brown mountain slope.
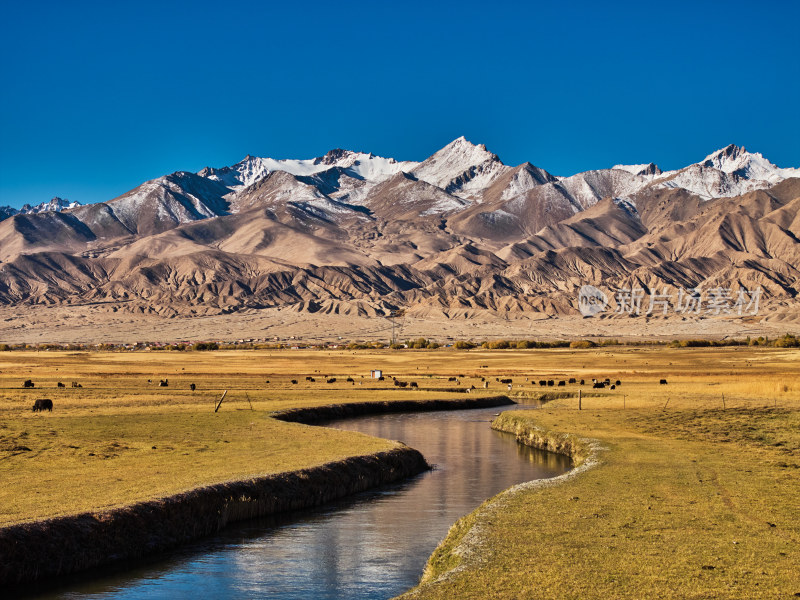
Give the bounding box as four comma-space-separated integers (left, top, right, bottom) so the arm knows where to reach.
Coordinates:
2, 136, 800, 325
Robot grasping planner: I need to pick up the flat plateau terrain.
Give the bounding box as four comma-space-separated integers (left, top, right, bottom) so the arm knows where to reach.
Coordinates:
0, 303, 797, 345
2, 347, 799, 598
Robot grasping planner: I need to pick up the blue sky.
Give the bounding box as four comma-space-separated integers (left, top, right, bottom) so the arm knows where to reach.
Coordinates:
1, 0, 798, 208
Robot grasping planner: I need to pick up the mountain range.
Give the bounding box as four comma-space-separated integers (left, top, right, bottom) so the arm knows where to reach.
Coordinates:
1, 138, 799, 323
0, 197, 82, 220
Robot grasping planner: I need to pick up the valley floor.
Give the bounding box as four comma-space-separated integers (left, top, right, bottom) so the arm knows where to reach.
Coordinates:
1, 303, 799, 345
1, 348, 798, 598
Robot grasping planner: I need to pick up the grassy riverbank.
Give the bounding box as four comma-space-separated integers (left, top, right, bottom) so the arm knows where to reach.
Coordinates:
405, 394, 800, 598
0, 349, 500, 525
3, 346, 800, 597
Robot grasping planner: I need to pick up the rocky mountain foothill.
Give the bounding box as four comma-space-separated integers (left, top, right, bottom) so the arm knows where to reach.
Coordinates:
1, 138, 799, 343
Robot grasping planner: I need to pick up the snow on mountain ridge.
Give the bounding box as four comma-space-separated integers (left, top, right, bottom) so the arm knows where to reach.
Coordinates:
612, 163, 663, 177
650, 144, 800, 200
22, 197, 82, 214
499, 163, 558, 201
202, 150, 417, 191
197, 140, 800, 213
410, 136, 511, 200
551, 169, 650, 211
0, 197, 83, 221
700, 144, 800, 183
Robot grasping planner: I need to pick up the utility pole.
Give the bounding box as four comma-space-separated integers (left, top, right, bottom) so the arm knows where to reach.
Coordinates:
386, 309, 404, 347
578, 388, 582, 410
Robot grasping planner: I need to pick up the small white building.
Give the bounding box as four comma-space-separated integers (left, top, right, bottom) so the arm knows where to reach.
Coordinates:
370, 369, 383, 379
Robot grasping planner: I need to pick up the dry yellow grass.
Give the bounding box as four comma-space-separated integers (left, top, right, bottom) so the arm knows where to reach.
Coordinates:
2, 346, 800, 598
0, 349, 501, 525
399, 347, 800, 599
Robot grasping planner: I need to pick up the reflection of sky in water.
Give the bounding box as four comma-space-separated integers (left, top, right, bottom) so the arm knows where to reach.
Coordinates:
30, 406, 569, 600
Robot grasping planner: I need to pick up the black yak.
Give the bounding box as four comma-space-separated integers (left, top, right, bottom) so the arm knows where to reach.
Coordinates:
32, 399, 53, 412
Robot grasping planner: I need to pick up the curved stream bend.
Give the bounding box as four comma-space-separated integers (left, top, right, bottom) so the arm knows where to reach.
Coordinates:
27, 403, 570, 600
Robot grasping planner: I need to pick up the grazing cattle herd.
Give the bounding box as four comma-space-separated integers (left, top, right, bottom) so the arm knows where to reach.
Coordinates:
20, 369, 672, 415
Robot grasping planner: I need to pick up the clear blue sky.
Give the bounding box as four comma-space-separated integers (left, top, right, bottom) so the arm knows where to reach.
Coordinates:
1, 0, 798, 208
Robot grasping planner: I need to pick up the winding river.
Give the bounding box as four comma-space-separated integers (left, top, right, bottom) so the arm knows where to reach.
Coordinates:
30, 403, 570, 600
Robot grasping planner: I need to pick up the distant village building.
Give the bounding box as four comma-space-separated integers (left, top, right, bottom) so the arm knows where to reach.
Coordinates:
370, 369, 383, 379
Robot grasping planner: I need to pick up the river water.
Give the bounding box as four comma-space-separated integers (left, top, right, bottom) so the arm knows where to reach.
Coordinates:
31, 404, 570, 600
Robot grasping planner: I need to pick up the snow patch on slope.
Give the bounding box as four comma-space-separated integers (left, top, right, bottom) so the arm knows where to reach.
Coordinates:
700, 144, 800, 184
0, 197, 84, 221
651, 145, 800, 200
411, 136, 511, 200
500, 164, 556, 201
203, 151, 417, 191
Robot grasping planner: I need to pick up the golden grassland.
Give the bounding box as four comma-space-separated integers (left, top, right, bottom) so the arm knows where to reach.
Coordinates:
401, 348, 800, 599
0, 348, 501, 525
1, 346, 800, 597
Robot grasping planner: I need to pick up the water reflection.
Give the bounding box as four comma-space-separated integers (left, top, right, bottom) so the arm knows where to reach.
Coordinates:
25, 406, 569, 600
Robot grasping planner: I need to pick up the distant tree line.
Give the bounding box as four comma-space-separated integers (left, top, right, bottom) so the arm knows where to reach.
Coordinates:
1, 334, 798, 351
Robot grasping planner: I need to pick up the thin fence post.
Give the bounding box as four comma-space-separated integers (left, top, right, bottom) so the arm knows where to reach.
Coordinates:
214, 390, 228, 413
579, 389, 582, 411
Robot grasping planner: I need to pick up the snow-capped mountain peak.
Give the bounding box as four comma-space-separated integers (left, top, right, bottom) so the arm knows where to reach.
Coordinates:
23, 197, 82, 213
200, 150, 417, 191
410, 136, 510, 199
700, 144, 799, 183
0, 197, 84, 223
612, 163, 662, 177
653, 144, 800, 200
